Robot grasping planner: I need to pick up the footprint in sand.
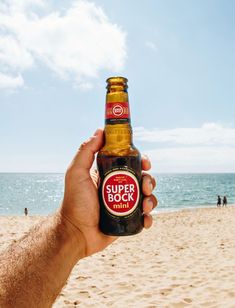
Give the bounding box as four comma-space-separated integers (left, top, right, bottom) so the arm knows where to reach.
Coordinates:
78, 290, 90, 298
75, 276, 89, 280
142, 293, 152, 299
160, 288, 172, 296
183, 298, 192, 303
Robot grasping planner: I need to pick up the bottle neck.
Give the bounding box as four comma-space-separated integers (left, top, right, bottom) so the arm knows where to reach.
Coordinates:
105, 88, 131, 125
104, 124, 133, 148
104, 77, 133, 149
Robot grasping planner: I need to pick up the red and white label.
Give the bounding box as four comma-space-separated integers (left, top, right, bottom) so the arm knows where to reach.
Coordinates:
102, 170, 140, 216
105, 102, 130, 119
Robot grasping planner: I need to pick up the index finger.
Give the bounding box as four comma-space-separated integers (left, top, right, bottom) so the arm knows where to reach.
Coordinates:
141, 154, 151, 171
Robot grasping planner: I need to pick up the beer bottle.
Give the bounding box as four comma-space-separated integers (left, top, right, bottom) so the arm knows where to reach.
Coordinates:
97, 76, 143, 236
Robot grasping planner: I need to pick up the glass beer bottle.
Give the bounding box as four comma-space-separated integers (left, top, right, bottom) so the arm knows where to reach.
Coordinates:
97, 76, 143, 236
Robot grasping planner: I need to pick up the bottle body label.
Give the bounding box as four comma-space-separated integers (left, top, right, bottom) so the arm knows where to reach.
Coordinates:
102, 170, 140, 216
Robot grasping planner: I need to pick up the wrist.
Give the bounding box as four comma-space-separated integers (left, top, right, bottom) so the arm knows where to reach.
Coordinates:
55, 211, 86, 261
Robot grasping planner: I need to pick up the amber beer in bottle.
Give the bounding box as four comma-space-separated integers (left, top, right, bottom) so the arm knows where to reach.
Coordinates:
97, 76, 143, 236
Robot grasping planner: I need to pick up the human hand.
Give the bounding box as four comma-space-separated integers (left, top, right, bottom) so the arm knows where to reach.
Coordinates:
60, 129, 157, 258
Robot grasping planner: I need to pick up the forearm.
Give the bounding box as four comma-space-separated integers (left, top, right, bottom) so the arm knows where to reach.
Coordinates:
0, 213, 85, 308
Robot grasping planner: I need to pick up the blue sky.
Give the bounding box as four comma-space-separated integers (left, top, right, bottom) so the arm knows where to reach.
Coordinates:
0, 0, 235, 172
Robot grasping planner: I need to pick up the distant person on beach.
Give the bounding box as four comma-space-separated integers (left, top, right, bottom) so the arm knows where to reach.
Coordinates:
223, 196, 227, 207
24, 207, 28, 216
0, 129, 157, 307
217, 195, 221, 207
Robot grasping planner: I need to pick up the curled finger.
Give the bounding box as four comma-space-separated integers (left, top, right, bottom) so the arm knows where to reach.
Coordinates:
143, 194, 158, 214
143, 214, 153, 229
142, 174, 157, 196
141, 154, 151, 171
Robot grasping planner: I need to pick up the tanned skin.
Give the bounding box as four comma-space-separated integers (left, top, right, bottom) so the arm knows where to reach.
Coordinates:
0, 129, 157, 308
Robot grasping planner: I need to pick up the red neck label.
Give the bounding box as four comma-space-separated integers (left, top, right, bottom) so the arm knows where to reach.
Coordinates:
102, 170, 140, 216
105, 102, 130, 121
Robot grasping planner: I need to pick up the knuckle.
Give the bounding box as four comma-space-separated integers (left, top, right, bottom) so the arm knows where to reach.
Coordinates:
142, 173, 151, 182
152, 194, 158, 205
152, 176, 157, 188
148, 195, 157, 209
78, 141, 88, 151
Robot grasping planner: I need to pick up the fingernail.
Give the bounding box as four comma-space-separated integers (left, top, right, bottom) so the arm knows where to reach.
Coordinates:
149, 180, 153, 191
142, 154, 149, 160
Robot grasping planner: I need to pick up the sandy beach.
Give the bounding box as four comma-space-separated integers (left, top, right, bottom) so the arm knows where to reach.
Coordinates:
1, 207, 235, 308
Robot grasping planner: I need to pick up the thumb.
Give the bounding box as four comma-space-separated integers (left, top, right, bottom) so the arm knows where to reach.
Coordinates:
70, 128, 104, 172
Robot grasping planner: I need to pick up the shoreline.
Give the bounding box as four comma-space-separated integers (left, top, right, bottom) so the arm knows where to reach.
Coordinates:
1, 203, 235, 217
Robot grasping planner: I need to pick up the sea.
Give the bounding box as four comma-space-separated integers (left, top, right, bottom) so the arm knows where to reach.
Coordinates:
0, 173, 234, 216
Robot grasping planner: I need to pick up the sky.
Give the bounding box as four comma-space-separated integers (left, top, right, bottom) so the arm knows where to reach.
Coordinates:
0, 0, 235, 173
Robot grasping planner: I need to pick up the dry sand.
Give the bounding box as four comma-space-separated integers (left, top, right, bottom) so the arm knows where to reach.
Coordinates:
1, 207, 235, 308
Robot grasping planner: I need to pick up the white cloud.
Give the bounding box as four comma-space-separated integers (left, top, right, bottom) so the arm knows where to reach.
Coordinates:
146, 146, 235, 173
0, 0, 126, 89
135, 123, 235, 146
75, 81, 94, 91
134, 123, 235, 172
0, 72, 24, 89
0, 36, 34, 70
